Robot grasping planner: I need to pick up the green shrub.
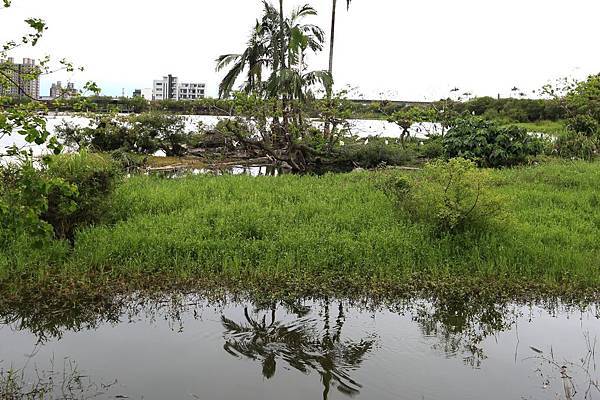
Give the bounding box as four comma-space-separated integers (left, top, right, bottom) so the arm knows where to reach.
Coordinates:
554, 131, 598, 160
55, 116, 131, 152
565, 74, 600, 122
385, 158, 502, 234
339, 138, 417, 168
0, 163, 76, 256
420, 137, 444, 159
553, 113, 599, 160
129, 112, 189, 156
42, 151, 121, 242
90, 116, 133, 152
443, 117, 544, 167
57, 113, 193, 156
110, 149, 148, 172
566, 115, 599, 136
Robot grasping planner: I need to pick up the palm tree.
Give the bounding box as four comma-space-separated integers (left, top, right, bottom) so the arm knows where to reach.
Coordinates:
215, 2, 279, 98
328, 0, 352, 79
215, 1, 332, 171
323, 0, 351, 137
216, 1, 329, 101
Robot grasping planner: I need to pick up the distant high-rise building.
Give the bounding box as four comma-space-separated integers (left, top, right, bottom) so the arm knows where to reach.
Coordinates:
152, 74, 205, 100
0, 57, 40, 99
132, 89, 142, 98
49, 81, 77, 99
141, 88, 153, 100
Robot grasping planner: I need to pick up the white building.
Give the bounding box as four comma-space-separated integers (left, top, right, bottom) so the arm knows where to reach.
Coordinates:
152, 74, 205, 101
141, 88, 153, 100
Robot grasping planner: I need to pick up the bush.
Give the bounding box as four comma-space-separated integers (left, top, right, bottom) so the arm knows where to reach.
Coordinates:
110, 150, 148, 172
384, 158, 502, 234
443, 117, 544, 167
419, 137, 444, 159
42, 151, 121, 242
566, 115, 599, 137
56, 113, 193, 156
553, 112, 599, 160
129, 112, 189, 156
565, 74, 600, 122
339, 138, 417, 168
0, 163, 73, 251
554, 131, 598, 160
90, 116, 133, 152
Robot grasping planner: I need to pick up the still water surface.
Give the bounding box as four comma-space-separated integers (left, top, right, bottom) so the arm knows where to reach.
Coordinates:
0, 114, 442, 157
1, 296, 598, 399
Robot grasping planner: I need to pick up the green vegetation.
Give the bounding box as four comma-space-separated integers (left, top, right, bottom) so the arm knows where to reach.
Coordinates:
42, 151, 121, 242
383, 158, 501, 234
510, 120, 567, 136
55, 112, 204, 156
443, 117, 544, 167
1, 160, 599, 300
2, 0, 600, 307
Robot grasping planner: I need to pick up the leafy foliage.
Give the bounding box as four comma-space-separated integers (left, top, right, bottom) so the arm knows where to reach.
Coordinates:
385, 158, 502, 234
443, 117, 544, 167
42, 151, 121, 242
387, 106, 437, 143
566, 115, 599, 137
0, 163, 74, 251
565, 74, 600, 123
56, 112, 195, 156
338, 137, 417, 168
554, 131, 598, 160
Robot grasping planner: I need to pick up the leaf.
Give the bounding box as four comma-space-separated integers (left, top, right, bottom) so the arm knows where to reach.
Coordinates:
529, 346, 544, 354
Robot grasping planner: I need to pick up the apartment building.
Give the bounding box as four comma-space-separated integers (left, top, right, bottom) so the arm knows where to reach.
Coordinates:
152, 74, 205, 100
0, 57, 40, 99
49, 81, 77, 99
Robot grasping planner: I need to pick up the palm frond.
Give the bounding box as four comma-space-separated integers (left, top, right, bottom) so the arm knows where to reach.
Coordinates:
215, 54, 242, 72
218, 57, 245, 98
291, 4, 318, 21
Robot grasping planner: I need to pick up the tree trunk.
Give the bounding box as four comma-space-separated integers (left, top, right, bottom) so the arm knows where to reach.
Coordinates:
328, 0, 337, 77
323, 0, 337, 139
279, 0, 290, 138
279, 0, 285, 72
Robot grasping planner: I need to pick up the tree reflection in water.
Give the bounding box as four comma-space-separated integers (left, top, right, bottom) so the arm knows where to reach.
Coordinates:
221, 300, 377, 399
412, 298, 518, 368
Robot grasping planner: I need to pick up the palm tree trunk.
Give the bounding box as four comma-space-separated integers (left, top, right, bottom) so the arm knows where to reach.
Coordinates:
279, 0, 285, 72
328, 0, 337, 77
279, 0, 290, 137
323, 0, 337, 139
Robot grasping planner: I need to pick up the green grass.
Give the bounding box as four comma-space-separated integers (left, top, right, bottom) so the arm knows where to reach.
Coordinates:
1, 160, 600, 299
509, 120, 567, 136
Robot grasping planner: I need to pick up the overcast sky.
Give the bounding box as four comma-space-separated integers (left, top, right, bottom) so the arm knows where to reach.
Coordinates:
1, 0, 599, 100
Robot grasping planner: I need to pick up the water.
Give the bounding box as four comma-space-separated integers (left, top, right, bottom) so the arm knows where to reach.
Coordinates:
1, 295, 598, 399
0, 113, 442, 158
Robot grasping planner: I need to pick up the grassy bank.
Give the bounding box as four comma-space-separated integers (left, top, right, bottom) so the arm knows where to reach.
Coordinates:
507, 120, 567, 136
2, 160, 600, 300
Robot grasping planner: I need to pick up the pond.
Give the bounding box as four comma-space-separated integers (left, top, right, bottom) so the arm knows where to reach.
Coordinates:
1, 295, 598, 399
0, 114, 442, 158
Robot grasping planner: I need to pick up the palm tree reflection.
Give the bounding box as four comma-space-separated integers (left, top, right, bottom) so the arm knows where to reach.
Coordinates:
221, 300, 377, 399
